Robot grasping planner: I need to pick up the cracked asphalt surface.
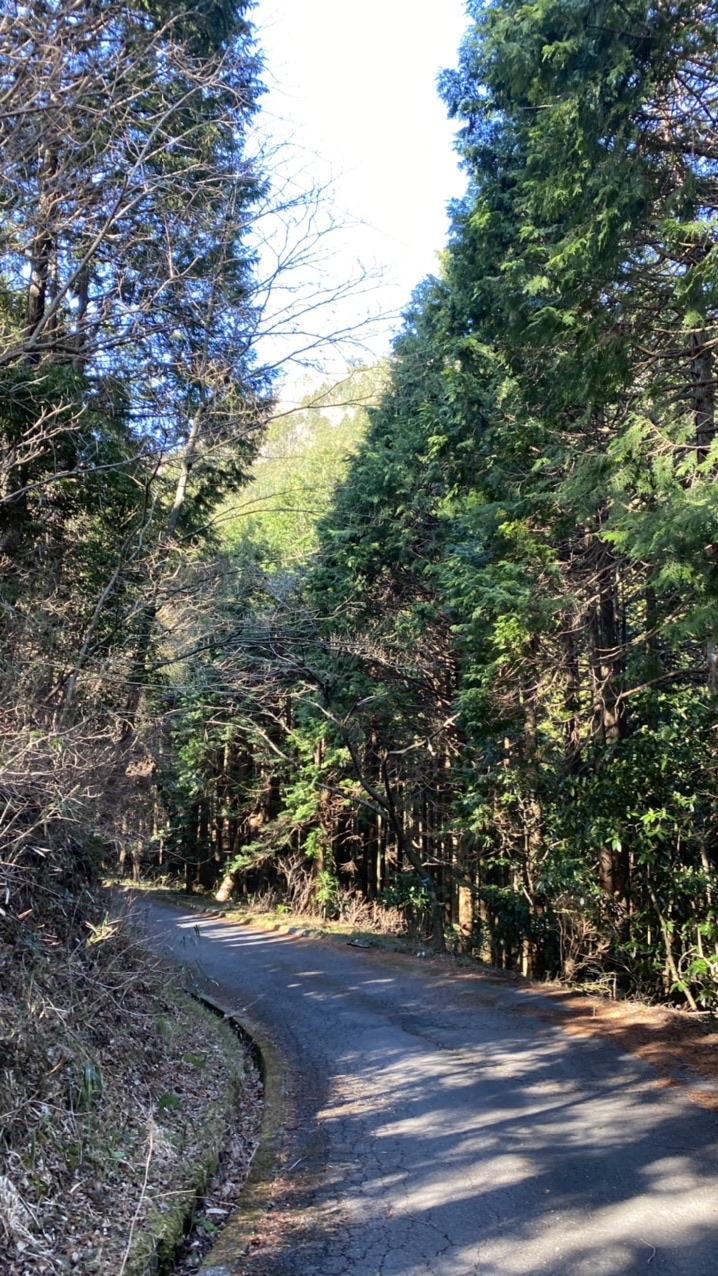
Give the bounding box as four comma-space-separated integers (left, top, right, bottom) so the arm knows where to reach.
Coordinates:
145, 902, 718, 1276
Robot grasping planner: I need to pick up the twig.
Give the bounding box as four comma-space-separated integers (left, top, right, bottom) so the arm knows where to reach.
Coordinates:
118, 1120, 155, 1276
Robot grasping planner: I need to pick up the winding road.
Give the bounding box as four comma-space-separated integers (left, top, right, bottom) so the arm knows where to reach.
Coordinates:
145, 901, 718, 1276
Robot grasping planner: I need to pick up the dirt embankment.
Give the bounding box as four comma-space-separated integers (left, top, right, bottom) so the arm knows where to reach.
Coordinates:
0, 893, 263, 1276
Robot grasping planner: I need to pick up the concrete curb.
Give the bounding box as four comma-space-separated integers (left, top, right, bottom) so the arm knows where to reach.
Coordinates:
193, 991, 286, 1276
123, 993, 250, 1276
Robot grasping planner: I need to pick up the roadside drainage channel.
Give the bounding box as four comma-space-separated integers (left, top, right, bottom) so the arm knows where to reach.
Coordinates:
190, 990, 286, 1276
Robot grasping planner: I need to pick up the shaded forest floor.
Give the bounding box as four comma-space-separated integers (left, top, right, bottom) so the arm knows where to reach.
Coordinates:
121, 883, 718, 1113
0, 892, 263, 1276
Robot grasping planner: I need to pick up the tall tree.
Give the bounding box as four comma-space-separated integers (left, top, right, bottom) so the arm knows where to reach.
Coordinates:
0, 0, 271, 904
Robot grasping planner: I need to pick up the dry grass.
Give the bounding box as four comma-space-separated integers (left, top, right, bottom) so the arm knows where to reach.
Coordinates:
120, 879, 412, 944
0, 890, 262, 1275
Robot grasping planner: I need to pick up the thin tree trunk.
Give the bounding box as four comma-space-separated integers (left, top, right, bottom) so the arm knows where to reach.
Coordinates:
26, 145, 57, 357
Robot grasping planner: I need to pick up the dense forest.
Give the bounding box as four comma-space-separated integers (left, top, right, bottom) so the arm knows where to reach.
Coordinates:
4, 0, 718, 1017
0, 0, 271, 908
0, 3, 272, 1268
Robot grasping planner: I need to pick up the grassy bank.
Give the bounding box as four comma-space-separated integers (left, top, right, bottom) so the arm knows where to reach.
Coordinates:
0, 893, 261, 1276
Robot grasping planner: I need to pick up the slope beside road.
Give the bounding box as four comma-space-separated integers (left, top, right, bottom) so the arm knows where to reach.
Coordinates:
143, 900, 718, 1276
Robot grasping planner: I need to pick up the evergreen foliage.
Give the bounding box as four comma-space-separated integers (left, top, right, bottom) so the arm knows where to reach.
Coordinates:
152, 0, 718, 1008
4, 0, 718, 1011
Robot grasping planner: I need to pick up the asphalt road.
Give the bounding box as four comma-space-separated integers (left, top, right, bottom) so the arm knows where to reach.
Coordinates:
144, 901, 718, 1276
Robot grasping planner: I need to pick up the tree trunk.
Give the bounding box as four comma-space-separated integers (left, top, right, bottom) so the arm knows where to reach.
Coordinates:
26, 146, 57, 357
692, 330, 715, 455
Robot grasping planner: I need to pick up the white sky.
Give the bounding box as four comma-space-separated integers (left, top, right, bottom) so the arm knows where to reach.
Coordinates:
251, 0, 469, 382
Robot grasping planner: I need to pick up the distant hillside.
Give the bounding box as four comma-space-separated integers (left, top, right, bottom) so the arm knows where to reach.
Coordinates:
220, 366, 385, 570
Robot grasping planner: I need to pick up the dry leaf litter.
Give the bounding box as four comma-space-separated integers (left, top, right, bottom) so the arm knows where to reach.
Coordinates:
0, 894, 262, 1275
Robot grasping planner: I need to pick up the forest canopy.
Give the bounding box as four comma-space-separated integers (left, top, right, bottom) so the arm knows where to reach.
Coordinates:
3, 0, 718, 1012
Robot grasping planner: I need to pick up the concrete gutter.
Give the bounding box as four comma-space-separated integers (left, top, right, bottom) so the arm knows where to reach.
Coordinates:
193, 991, 286, 1276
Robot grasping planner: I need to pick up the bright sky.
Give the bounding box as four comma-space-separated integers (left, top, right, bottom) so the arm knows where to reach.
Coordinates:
251, 0, 469, 381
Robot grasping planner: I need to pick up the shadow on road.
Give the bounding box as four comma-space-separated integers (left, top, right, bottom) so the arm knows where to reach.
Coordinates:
152, 907, 718, 1276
